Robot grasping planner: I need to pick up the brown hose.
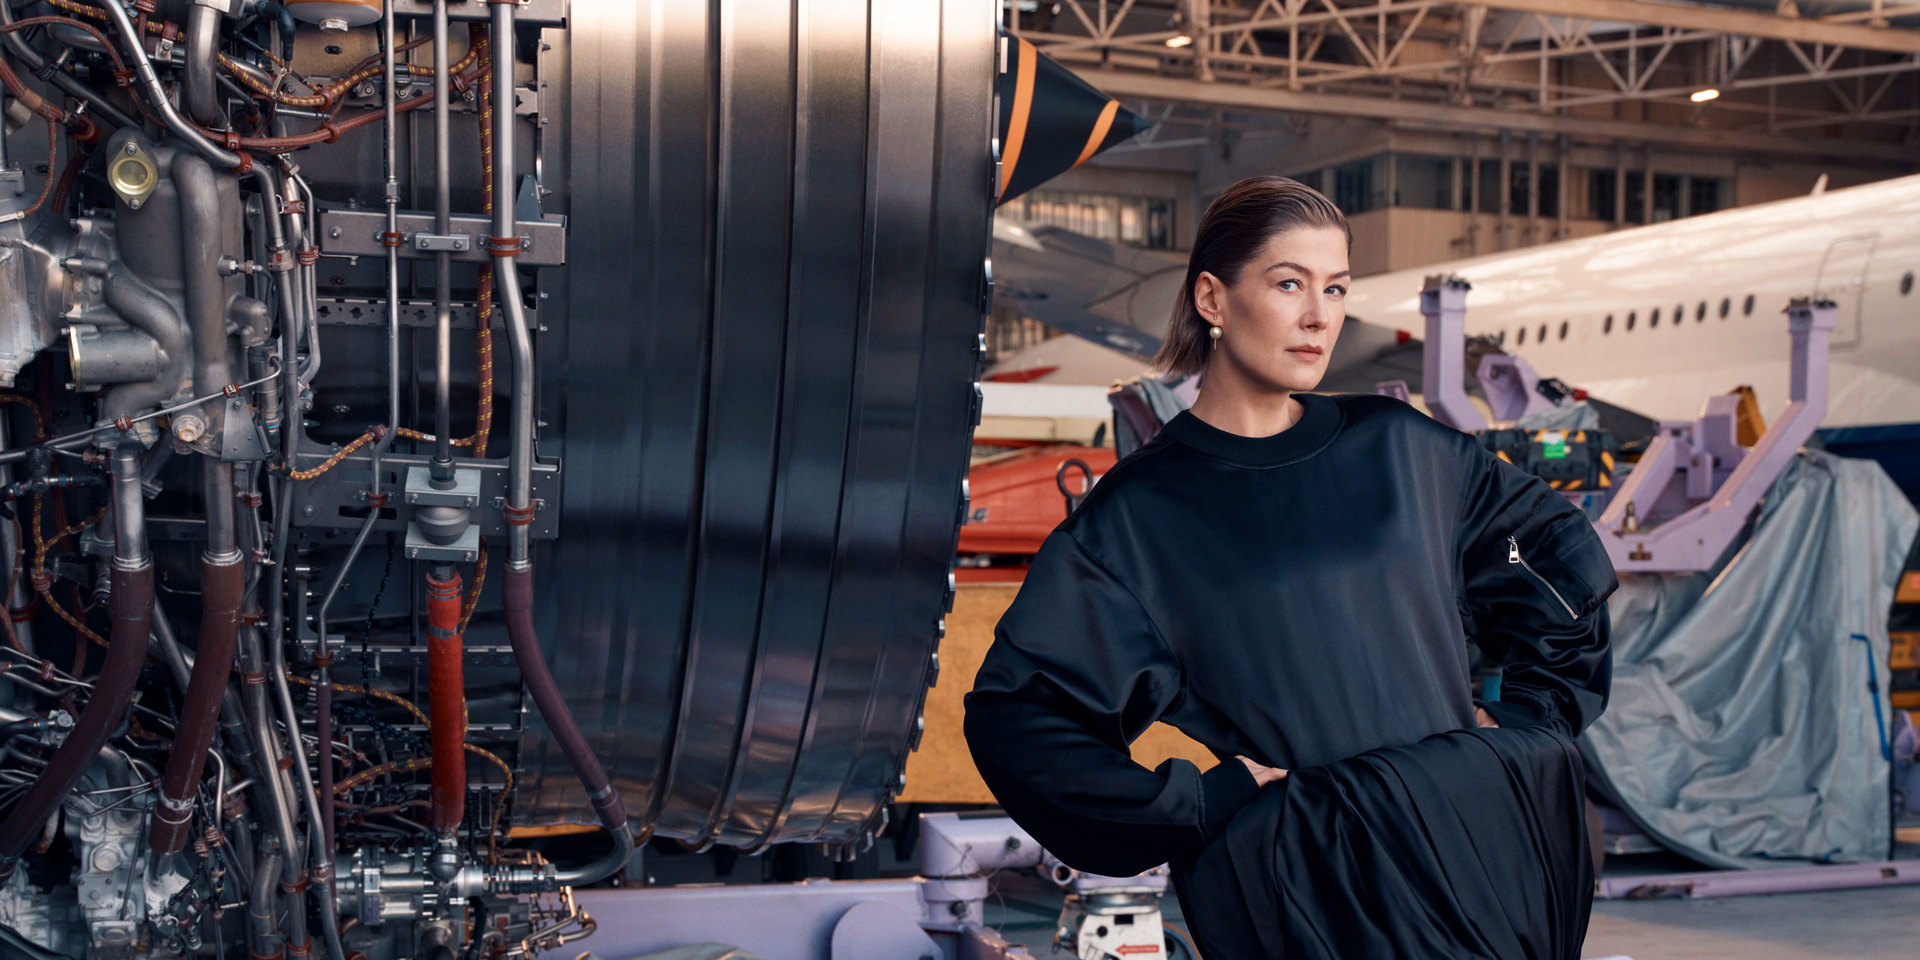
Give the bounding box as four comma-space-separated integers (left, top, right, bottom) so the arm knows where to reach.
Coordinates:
149, 557, 242, 854
0, 562, 151, 881
502, 567, 627, 832
426, 570, 466, 836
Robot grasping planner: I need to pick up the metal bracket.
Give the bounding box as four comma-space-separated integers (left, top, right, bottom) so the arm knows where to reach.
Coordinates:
389, 0, 564, 25
218, 397, 269, 462
412, 233, 473, 254
288, 450, 561, 541
405, 521, 480, 564
318, 206, 566, 266
404, 465, 481, 509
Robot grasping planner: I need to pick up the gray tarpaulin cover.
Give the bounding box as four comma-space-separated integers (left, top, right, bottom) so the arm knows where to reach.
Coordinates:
1581, 449, 1918, 868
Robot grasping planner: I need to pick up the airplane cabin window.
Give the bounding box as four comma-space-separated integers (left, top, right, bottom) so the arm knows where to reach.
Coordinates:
1696, 301, 1706, 322
1719, 297, 1730, 318
1517, 326, 1527, 345
1743, 294, 1755, 316
1674, 303, 1684, 326
1627, 311, 1636, 330
1559, 321, 1569, 340
1538, 324, 1547, 343
1650, 308, 1660, 328
1903, 271, 1914, 296
1604, 314, 1614, 334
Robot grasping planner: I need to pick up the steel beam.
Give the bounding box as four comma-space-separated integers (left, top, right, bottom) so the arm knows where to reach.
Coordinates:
1467, 0, 1920, 55
1068, 67, 1920, 161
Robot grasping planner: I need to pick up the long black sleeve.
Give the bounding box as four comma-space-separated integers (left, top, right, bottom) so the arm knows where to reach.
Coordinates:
964, 531, 1260, 878
1456, 439, 1618, 735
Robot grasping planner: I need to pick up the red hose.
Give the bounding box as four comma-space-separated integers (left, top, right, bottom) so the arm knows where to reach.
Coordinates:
0, 563, 151, 881
149, 557, 242, 854
426, 571, 466, 836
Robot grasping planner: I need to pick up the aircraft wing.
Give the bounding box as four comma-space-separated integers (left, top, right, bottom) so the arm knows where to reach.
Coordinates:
992, 220, 1185, 359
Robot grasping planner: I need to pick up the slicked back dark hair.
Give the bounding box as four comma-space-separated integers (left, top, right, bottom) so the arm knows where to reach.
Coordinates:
1153, 177, 1351, 379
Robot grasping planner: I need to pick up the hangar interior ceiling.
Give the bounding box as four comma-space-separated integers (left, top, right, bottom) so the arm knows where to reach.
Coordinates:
1012, 0, 1920, 159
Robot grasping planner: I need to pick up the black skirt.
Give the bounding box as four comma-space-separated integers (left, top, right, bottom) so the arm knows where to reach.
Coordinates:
1170, 726, 1594, 960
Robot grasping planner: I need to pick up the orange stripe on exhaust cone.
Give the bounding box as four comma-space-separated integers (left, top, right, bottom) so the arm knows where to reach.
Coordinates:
998, 38, 1037, 198
1070, 99, 1121, 169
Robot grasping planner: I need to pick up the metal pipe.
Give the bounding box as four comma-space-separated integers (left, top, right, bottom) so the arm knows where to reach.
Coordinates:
287, 169, 323, 387
185, 3, 224, 128
0, 421, 29, 663
177, 150, 237, 446
430, 0, 455, 482
237, 624, 298, 950
0, 444, 153, 883
380, 0, 402, 484
493, 0, 534, 564
252, 169, 303, 471
264, 477, 343, 959
99, 265, 191, 430
0, 1, 138, 131
98, 0, 244, 170
248, 838, 285, 959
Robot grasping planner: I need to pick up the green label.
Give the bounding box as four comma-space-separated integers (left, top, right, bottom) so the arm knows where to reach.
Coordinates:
1540, 431, 1569, 459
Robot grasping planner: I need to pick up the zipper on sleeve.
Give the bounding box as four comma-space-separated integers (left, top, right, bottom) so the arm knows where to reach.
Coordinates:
1508, 535, 1580, 621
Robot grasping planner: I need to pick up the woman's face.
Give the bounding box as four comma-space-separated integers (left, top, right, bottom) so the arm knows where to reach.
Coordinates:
1193, 224, 1349, 394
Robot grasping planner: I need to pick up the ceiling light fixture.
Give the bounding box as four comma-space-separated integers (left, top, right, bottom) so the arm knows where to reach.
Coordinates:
1690, 88, 1721, 103
1165, 34, 1193, 47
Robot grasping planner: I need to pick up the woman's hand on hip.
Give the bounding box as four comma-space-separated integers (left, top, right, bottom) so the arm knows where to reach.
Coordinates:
1475, 707, 1501, 729
1237, 756, 1288, 787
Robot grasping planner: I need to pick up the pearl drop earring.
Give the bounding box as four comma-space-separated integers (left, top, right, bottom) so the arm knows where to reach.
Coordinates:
1209, 325, 1222, 343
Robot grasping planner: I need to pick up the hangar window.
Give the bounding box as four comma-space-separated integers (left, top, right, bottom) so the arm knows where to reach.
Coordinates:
1902, 271, 1914, 295
1020, 190, 1177, 249
1743, 294, 1755, 316
1626, 311, 1636, 331
1696, 301, 1706, 322
1558, 321, 1569, 340
1603, 314, 1613, 334
1719, 297, 1730, 318
1394, 154, 1456, 210
1334, 156, 1389, 214
1650, 307, 1660, 328
1517, 326, 1527, 345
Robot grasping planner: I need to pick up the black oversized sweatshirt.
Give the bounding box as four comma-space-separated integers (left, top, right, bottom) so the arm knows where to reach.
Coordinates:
963, 393, 1618, 881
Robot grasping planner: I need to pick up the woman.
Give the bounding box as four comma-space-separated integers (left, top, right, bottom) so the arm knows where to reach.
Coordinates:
964, 177, 1617, 959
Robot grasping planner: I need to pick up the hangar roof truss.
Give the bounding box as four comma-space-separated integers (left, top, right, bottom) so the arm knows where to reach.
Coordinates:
1011, 0, 1920, 158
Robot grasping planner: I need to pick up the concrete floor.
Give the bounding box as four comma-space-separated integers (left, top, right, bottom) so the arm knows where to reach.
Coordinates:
980, 830, 1920, 959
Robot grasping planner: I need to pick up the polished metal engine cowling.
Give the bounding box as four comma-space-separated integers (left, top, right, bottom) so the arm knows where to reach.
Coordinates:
517, 0, 996, 850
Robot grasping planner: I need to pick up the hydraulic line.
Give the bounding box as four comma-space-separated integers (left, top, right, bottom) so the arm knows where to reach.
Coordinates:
248, 838, 286, 960
504, 566, 633, 886
237, 624, 298, 957
426, 567, 466, 837
184, 2, 223, 127
96, 0, 245, 170
493, 1, 534, 567
490, 0, 632, 885
430, 0, 455, 483
0, 444, 152, 883
149, 460, 245, 856
0, 2, 136, 130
